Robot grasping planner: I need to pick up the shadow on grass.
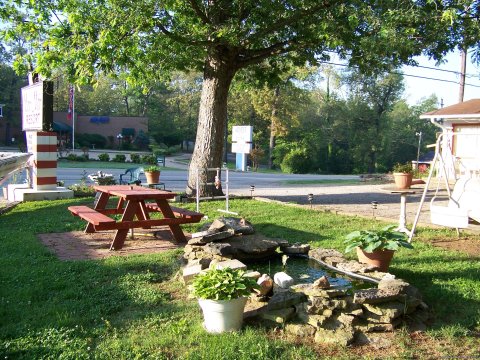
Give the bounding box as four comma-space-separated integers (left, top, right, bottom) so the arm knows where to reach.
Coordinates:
0, 199, 192, 358
391, 251, 480, 330
254, 222, 328, 243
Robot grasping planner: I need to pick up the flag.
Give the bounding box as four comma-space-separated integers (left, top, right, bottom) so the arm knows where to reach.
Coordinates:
67, 85, 74, 120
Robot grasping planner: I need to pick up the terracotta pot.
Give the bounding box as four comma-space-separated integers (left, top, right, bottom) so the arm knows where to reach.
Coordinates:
356, 247, 395, 272
393, 172, 413, 189
145, 171, 160, 184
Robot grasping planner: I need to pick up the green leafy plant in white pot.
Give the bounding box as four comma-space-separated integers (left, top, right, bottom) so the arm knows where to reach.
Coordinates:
191, 266, 259, 333
344, 225, 413, 272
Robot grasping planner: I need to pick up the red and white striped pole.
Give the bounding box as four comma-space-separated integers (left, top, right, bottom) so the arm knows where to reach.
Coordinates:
31, 131, 57, 190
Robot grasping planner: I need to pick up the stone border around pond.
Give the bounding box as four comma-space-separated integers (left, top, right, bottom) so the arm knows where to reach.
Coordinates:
181, 217, 432, 346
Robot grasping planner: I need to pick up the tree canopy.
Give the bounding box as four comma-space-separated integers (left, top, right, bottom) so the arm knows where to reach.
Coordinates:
2, 0, 477, 195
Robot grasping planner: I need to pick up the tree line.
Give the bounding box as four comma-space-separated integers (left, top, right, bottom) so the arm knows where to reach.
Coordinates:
1, 53, 439, 175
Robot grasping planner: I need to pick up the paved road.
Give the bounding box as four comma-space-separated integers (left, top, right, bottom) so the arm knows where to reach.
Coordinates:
56, 167, 360, 196
0, 151, 456, 231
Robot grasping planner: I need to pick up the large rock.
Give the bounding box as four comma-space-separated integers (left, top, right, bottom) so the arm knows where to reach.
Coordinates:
209, 217, 255, 234
205, 234, 279, 261
280, 243, 310, 255
314, 328, 355, 346
353, 288, 402, 304
309, 248, 344, 261
212, 259, 247, 271
378, 278, 422, 300
274, 272, 295, 289
256, 274, 274, 296
267, 291, 307, 311
285, 323, 317, 337
362, 302, 405, 319
260, 307, 295, 324
182, 264, 202, 284
203, 242, 235, 256
188, 229, 235, 245
291, 283, 349, 298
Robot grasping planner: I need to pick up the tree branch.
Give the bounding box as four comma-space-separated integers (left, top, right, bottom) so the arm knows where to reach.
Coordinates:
188, 0, 211, 25
245, 1, 332, 44
156, 22, 211, 47
237, 40, 293, 68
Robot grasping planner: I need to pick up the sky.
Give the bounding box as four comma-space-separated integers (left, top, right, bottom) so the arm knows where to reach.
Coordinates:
401, 50, 480, 107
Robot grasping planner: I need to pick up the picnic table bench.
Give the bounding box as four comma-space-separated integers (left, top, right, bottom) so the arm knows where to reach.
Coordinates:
67, 185, 203, 250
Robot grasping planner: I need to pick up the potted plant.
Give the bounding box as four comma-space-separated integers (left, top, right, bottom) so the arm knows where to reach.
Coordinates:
191, 266, 259, 333
344, 225, 413, 272
144, 165, 161, 184
392, 162, 414, 189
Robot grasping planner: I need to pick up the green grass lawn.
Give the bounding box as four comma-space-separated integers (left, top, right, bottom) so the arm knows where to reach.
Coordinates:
1, 199, 479, 359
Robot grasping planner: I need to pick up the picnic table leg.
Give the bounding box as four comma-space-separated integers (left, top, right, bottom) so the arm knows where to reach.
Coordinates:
110, 200, 139, 250
138, 201, 151, 229
85, 192, 110, 233
155, 199, 187, 242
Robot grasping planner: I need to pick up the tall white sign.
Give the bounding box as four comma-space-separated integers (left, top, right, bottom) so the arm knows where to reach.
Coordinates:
232, 125, 253, 171
21, 82, 44, 131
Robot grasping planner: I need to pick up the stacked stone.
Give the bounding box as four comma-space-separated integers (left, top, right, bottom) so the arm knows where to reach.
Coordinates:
249, 248, 431, 346
183, 217, 287, 266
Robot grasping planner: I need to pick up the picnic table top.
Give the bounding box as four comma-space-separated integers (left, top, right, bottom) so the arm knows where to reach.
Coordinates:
93, 185, 176, 200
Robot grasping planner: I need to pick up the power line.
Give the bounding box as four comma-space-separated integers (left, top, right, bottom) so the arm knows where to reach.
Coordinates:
323, 50, 479, 78
318, 61, 480, 89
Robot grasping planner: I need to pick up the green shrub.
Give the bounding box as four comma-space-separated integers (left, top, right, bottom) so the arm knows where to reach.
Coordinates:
280, 148, 311, 174
68, 184, 96, 197
66, 154, 87, 162
141, 154, 156, 165
98, 153, 110, 162
130, 153, 141, 163
113, 154, 126, 163
76, 133, 107, 148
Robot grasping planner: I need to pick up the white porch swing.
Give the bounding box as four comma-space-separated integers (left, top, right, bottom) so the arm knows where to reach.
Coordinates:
409, 132, 480, 242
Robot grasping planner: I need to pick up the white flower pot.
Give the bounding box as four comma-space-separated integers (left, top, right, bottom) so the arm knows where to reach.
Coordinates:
198, 297, 247, 333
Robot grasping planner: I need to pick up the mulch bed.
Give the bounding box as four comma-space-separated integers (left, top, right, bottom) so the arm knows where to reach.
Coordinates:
37, 227, 187, 260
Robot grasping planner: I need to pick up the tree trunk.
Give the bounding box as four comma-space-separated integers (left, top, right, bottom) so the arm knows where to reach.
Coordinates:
186, 56, 236, 197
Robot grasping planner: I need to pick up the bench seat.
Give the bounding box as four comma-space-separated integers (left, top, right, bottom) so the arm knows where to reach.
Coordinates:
68, 205, 116, 230
145, 203, 204, 222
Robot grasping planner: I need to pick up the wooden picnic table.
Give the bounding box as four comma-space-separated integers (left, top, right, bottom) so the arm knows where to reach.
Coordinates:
68, 185, 203, 250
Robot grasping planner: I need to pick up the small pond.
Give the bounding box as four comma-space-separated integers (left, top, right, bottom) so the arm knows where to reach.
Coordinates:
249, 255, 371, 291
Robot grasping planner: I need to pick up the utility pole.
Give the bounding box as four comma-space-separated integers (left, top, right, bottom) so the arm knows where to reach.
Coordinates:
459, 48, 467, 103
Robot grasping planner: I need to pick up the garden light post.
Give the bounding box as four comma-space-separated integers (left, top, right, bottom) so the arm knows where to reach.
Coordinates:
415, 131, 422, 170
307, 193, 314, 208
250, 184, 255, 198
371, 201, 378, 217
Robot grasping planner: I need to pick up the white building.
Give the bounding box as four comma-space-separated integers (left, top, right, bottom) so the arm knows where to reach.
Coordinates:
420, 99, 480, 178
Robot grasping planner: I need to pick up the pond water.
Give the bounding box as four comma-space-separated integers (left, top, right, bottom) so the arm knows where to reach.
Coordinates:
249, 255, 370, 290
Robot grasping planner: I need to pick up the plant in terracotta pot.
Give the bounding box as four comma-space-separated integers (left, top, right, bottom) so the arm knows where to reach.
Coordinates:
191, 266, 259, 333
144, 165, 161, 184
392, 162, 414, 189
344, 225, 413, 272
